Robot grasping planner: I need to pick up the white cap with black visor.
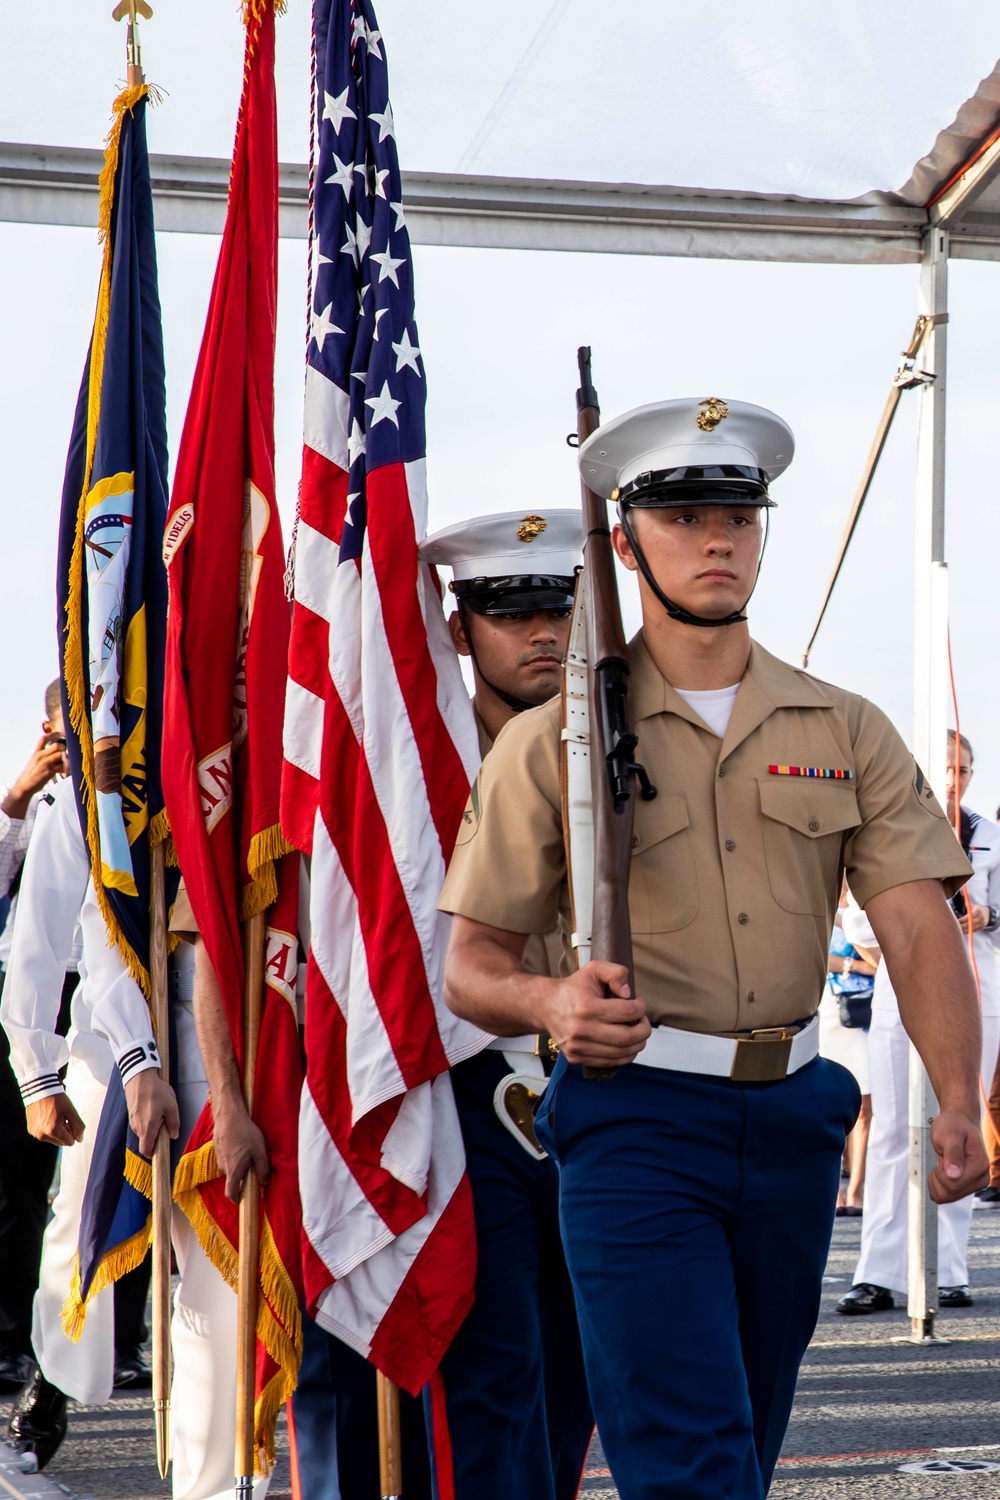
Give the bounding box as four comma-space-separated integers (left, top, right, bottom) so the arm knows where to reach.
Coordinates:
420, 509, 584, 710
579, 397, 795, 628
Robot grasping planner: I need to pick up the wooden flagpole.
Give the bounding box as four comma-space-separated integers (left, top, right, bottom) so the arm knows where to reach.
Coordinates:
149, 840, 171, 1479
235, 910, 266, 1499
377, 1372, 403, 1500
110, 1, 169, 1472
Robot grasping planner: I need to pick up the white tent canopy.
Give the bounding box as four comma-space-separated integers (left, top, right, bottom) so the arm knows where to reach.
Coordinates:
3, 3, 1000, 262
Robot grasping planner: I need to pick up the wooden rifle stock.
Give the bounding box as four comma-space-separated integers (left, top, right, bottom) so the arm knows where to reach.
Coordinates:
576, 347, 655, 1080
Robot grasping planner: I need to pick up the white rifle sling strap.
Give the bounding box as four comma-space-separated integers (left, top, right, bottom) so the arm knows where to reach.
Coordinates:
561, 568, 593, 969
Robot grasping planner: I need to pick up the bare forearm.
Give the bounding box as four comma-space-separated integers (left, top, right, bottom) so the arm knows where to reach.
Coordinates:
2, 787, 30, 819
870, 884, 981, 1116
192, 939, 269, 1198
444, 916, 651, 1067
894, 928, 980, 1113
445, 928, 555, 1035
192, 941, 244, 1111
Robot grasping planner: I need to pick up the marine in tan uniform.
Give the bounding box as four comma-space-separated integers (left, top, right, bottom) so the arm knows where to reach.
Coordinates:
438, 398, 986, 1500
170, 885, 433, 1500
417, 510, 593, 1500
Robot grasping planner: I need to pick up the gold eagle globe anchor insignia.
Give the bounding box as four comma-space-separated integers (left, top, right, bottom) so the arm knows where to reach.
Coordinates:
517, 514, 548, 543
696, 397, 730, 432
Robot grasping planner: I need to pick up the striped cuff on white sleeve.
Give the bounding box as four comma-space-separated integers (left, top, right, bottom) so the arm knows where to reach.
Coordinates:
19, 1072, 65, 1106
115, 1038, 161, 1087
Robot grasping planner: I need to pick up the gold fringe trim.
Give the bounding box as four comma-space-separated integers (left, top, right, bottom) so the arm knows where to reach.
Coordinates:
242, 0, 286, 24
173, 1145, 302, 1476
251, 1214, 302, 1474
149, 806, 171, 850
63, 82, 155, 1003
233, 0, 284, 193
173, 1142, 240, 1289
124, 1148, 152, 1198
60, 1219, 152, 1343
240, 824, 294, 923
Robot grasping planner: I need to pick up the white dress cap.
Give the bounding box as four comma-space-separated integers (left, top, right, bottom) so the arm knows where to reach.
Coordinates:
579, 397, 795, 501
419, 508, 583, 582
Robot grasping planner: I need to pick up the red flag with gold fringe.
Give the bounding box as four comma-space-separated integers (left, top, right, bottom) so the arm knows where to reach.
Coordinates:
161, 0, 302, 1471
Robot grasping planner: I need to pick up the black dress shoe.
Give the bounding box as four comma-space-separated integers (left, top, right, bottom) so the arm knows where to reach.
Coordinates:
938, 1284, 973, 1307
0, 1349, 32, 1394
975, 1185, 1000, 1205
6, 1364, 68, 1471
836, 1282, 895, 1315
113, 1347, 152, 1390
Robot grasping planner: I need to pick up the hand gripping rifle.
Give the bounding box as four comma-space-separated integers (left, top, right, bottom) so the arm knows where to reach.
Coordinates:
575, 347, 656, 1080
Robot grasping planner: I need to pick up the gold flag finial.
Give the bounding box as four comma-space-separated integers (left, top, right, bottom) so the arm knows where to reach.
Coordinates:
112, 0, 153, 88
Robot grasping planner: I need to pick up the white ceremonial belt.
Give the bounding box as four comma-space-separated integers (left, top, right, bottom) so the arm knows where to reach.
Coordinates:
635, 1015, 819, 1083
487, 1034, 539, 1054
487, 1033, 548, 1082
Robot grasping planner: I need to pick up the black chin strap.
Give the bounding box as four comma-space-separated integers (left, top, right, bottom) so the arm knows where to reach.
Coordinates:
619, 507, 770, 629
461, 611, 537, 713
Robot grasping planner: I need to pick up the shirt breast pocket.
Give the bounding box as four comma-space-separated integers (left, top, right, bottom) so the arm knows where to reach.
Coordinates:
758, 778, 860, 917
629, 792, 699, 933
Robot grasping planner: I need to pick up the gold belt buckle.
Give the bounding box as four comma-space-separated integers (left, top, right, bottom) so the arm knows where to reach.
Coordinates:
729, 1027, 794, 1083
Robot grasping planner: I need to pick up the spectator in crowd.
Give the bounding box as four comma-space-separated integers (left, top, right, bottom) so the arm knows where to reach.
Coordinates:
0, 682, 71, 1391
3, 768, 168, 1468
838, 731, 1000, 1313
980, 1053, 1000, 1204
0, 684, 152, 1407
819, 884, 877, 1215
979, 805, 1000, 1208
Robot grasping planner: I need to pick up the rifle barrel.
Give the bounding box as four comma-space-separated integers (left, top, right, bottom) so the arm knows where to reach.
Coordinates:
575, 350, 637, 1085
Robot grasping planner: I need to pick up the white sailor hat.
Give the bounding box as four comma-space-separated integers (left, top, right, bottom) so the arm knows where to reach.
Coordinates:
419, 509, 583, 615
579, 397, 794, 509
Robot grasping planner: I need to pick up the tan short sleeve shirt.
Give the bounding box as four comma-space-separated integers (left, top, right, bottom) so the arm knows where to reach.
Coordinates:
439, 635, 970, 1033
169, 878, 200, 942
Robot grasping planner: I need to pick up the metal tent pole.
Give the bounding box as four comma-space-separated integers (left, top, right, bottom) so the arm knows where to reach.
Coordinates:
904, 226, 950, 1345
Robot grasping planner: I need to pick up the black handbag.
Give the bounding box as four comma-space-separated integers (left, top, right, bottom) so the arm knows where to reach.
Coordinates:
837, 989, 872, 1030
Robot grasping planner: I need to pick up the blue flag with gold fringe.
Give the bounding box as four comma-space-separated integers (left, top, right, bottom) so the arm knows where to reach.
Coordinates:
55, 84, 175, 1330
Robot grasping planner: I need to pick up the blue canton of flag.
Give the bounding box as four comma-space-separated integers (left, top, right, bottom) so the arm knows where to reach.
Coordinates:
310, 0, 425, 555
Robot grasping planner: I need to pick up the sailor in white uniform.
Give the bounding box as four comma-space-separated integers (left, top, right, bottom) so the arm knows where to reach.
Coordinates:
1, 776, 166, 1422
839, 730, 1000, 1311
1, 775, 266, 1499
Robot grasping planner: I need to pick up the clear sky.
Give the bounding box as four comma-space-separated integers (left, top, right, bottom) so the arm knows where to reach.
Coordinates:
2, 7, 1000, 815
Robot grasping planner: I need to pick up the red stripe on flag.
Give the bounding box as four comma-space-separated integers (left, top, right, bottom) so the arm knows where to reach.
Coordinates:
279, 757, 320, 857
300, 444, 349, 543
427, 1370, 457, 1500
368, 1172, 476, 1396
286, 600, 331, 702
303, 957, 428, 1234
345, 754, 451, 1086
301, 1222, 334, 1317
366, 466, 472, 856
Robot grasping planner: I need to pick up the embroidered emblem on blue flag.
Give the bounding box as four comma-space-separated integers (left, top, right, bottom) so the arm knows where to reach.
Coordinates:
55, 84, 178, 1334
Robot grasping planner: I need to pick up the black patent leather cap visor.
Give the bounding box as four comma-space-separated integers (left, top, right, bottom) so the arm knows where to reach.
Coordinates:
617, 464, 776, 508
452, 574, 577, 615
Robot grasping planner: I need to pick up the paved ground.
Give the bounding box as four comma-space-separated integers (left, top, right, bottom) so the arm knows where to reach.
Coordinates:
3, 1210, 1000, 1499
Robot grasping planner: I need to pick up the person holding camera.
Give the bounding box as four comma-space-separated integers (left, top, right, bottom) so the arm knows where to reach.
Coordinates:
0, 681, 72, 1391
838, 730, 1000, 1313
819, 885, 878, 1215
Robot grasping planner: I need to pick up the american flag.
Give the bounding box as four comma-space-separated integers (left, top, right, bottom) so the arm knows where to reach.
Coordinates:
281, 0, 488, 1392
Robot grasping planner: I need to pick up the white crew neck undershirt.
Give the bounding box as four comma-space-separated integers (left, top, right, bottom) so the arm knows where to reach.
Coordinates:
674, 684, 740, 740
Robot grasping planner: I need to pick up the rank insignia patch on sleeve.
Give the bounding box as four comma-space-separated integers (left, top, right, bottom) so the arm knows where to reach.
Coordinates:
911, 762, 946, 816
455, 775, 482, 845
